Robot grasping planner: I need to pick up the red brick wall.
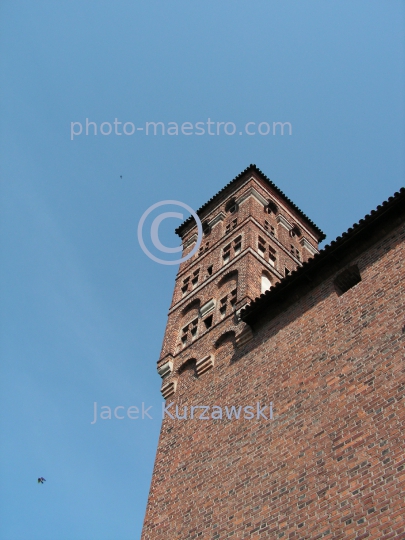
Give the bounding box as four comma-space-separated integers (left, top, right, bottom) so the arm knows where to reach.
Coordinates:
142, 218, 405, 539
159, 174, 318, 365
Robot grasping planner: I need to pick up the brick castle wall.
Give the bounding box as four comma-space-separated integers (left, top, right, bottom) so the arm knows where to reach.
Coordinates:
142, 170, 405, 539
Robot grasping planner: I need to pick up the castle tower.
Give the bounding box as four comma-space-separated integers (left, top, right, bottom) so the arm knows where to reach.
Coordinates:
141, 170, 405, 538
156, 165, 324, 395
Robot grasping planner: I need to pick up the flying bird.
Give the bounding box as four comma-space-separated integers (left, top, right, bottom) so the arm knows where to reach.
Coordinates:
38, 477, 46, 484
120, 175, 122, 179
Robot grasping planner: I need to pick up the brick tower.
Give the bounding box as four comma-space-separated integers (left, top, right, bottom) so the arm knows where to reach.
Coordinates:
141, 166, 405, 539
156, 165, 324, 394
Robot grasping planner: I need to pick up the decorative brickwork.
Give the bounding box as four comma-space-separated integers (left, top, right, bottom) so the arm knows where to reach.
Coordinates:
142, 169, 405, 539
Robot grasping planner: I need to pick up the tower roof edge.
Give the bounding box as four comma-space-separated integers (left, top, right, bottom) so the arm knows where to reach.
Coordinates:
175, 164, 326, 241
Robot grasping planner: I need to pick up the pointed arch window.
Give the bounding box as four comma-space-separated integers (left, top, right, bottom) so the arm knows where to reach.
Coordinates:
261, 273, 272, 294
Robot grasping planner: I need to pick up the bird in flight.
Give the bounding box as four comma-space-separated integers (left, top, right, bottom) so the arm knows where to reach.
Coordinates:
120, 175, 122, 179
38, 477, 46, 484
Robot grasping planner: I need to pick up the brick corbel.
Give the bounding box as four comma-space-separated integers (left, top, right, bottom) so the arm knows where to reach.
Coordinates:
196, 355, 214, 376
161, 379, 177, 399
157, 359, 174, 379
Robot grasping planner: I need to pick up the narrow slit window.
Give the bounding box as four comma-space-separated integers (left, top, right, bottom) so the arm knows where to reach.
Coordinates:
223, 243, 231, 264
230, 288, 237, 307
191, 269, 200, 288
258, 236, 266, 257
190, 319, 198, 339
181, 277, 190, 295
233, 235, 242, 255
269, 247, 277, 267
181, 325, 189, 345
219, 296, 227, 317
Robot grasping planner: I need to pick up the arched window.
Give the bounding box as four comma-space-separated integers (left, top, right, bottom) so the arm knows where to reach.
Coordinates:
261, 273, 271, 294
225, 198, 238, 214
290, 224, 302, 238
266, 199, 278, 215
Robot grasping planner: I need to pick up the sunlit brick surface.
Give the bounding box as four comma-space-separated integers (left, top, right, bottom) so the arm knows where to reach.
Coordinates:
142, 171, 405, 539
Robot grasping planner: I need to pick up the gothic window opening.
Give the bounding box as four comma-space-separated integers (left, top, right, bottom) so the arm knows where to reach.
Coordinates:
219, 289, 237, 318
225, 218, 238, 235
264, 219, 276, 237
207, 265, 213, 277
181, 325, 188, 346
258, 236, 266, 257
190, 319, 198, 339
219, 296, 227, 317
225, 198, 238, 214
180, 318, 198, 347
269, 246, 277, 267
181, 277, 190, 296
203, 315, 213, 329
290, 225, 302, 238
191, 269, 200, 288
230, 288, 237, 308
199, 241, 210, 256
233, 235, 242, 255
223, 243, 231, 265
266, 200, 278, 215
261, 273, 272, 294
290, 245, 301, 261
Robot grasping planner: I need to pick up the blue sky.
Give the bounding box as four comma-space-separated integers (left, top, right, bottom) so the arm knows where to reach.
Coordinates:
0, 2, 404, 539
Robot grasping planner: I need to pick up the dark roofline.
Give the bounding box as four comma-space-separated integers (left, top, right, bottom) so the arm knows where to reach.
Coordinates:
240, 186, 405, 326
175, 164, 326, 241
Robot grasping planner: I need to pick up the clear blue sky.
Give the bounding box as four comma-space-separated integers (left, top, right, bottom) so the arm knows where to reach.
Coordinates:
0, 2, 404, 539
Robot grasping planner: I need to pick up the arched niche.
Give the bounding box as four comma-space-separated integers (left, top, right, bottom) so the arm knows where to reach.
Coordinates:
217, 270, 238, 289
261, 271, 272, 294
175, 358, 197, 393
181, 298, 201, 318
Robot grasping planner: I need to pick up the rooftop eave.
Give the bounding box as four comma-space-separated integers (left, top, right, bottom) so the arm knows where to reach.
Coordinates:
240, 187, 405, 326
